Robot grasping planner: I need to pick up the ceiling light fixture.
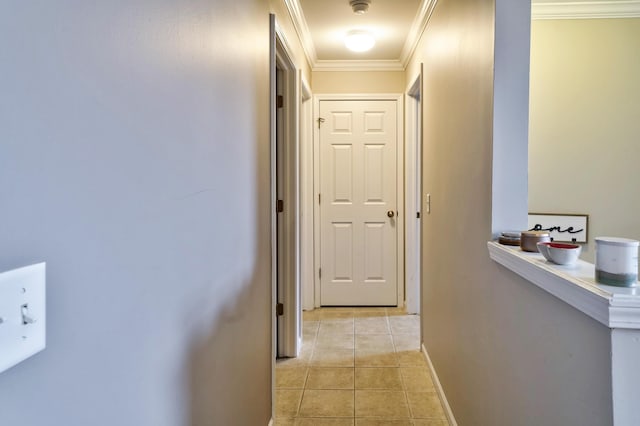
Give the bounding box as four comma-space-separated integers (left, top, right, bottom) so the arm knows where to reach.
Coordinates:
349, 0, 371, 15
344, 30, 375, 52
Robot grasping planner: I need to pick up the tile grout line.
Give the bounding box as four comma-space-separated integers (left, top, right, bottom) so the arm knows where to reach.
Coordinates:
394, 322, 413, 421
297, 321, 316, 420
352, 314, 356, 421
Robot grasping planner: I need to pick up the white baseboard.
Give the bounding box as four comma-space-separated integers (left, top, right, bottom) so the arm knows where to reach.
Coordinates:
421, 343, 458, 426
268, 418, 274, 426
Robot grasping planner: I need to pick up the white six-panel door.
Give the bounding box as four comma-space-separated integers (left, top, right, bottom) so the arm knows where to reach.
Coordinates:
319, 99, 398, 306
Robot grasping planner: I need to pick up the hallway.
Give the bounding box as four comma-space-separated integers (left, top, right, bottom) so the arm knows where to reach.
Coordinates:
275, 308, 448, 425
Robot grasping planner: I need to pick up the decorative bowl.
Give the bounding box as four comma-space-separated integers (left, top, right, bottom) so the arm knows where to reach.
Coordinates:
537, 242, 582, 265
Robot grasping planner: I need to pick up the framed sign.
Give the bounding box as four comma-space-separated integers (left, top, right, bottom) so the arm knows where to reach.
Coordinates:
527, 213, 589, 243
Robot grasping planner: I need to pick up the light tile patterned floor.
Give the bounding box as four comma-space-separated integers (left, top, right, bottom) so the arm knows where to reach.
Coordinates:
275, 308, 449, 425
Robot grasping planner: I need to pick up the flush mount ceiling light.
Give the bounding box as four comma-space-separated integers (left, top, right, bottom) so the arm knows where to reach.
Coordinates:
349, 0, 371, 15
344, 30, 375, 52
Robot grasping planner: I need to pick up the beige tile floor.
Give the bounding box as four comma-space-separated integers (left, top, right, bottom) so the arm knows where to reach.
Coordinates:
275, 308, 449, 426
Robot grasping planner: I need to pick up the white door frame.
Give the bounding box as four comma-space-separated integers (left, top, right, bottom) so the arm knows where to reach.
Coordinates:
405, 67, 423, 314
269, 16, 277, 422
299, 76, 314, 312
311, 94, 405, 308
271, 16, 301, 359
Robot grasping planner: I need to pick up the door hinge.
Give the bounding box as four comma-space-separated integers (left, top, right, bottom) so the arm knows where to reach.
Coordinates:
276, 303, 284, 316
276, 95, 284, 109
416, 211, 421, 219
319, 268, 322, 279
277, 199, 284, 213
318, 194, 321, 205
317, 117, 325, 128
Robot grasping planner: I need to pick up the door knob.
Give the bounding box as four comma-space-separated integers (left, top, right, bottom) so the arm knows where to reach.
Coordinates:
387, 210, 395, 218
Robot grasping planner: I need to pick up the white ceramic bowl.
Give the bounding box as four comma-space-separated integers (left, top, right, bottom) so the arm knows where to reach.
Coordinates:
537, 242, 582, 265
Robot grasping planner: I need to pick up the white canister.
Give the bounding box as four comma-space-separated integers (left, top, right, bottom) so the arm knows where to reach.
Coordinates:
595, 237, 639, 287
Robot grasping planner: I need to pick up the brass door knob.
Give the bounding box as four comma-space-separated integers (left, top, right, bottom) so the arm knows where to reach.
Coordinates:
387, 210, 395, 218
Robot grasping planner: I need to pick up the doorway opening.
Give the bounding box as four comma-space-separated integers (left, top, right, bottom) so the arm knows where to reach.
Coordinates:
299, 76, 314, 312
275, 35, 300, 359
270, 15, 302, 362
405, 67, 423, 315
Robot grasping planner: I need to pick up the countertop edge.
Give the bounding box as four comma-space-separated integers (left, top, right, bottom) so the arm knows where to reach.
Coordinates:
487, 241, 640, 329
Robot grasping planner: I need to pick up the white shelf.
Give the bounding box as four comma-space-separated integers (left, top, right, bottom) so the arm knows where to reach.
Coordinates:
487, 241, 640, 329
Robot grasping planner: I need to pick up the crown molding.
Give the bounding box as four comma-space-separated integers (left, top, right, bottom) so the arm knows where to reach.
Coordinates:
400, 0, 438, 67
313, 59, 405, 72
285, 0, 640, 72
532, 1, 640, 20
283, 0, 317, 67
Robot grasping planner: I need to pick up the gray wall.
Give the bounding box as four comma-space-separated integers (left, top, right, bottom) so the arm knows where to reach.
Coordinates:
0, 1, 273, 425
407, 0, 614, 424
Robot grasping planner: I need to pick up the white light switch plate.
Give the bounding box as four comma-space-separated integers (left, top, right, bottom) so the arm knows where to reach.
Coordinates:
0, 263, 46, 374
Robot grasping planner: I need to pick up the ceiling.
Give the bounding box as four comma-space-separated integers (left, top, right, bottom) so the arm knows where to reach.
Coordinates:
286, 0, 640, 71
299, 0, 421, 61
